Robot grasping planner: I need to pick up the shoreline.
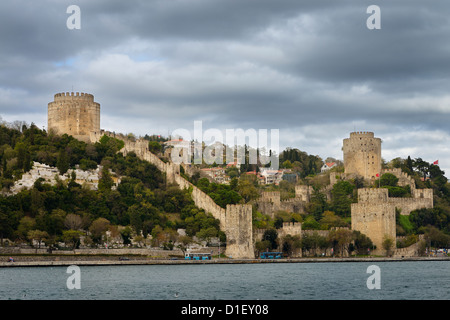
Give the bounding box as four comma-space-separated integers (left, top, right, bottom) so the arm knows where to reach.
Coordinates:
1, 256, 449, 267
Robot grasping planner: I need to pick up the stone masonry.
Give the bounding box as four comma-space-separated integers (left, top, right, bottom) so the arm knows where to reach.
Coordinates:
256, 185, 313, 218
48, 92, 100, 143
351, 188, 397, 253
343, 131, 382, 180
46, 93, 434, 257
89, 130, 254, 259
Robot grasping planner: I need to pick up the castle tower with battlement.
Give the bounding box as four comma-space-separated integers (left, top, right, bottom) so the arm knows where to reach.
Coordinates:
343, 131, 381, 180
48, 92, 100, 143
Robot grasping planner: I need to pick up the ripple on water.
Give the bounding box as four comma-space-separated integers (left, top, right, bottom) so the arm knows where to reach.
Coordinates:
1, 261, 450, 300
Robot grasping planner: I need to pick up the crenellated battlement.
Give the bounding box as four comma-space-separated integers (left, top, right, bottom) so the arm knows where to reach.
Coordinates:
343, 131, 382, 180
89, 131, 255, 258
53, 92, 95, 102
381, 168, 416, 189
278, 221, 302, 239
282, 221, 301, 228
357, 188, 389, 202
381, 168, 414, 180
349, 131, 375, 138
412, 188, 433, 200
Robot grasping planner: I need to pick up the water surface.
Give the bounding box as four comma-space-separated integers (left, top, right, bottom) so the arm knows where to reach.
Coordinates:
1, 261, 449, 300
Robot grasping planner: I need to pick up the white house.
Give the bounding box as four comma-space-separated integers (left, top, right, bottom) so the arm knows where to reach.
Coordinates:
321, 162, 337, 173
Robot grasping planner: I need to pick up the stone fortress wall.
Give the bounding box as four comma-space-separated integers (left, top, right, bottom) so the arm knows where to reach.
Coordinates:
89, 130, 254, 259
351, 188, 397, 252
48, 92, 100, 143
101, 129, 433, 257
256, 185, 313, 218
46, 92, 435, 258
348, 132, 434, 254
380, 168, 433, 215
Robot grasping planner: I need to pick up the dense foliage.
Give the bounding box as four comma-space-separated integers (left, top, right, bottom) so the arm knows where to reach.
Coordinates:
278, 148, 323, 178
0, 122, 222, 248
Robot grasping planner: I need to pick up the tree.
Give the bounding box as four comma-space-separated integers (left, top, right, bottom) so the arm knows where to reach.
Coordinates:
196, 227, 218, 246
40, 209, 67, 236
177, 235, 193, 254
148, 141, 162, 154
306, 188, 328, 220
161, 228, 179, 250
423, 225, 450, 249
0, 208, 15, 246
89, 218, 110, 245
237, 177, 259, 203
262, 229, 278, 251
56, 149, 70, 175
98, 166, 114, 192
379, 173, 399, 187
62, 230, 83, 250
406, 156, 414, 173
382, 235, 394, 257
64, 213, 83, 230
328, 229, 353, 257
226, 167, 239, 179
27, 230, 49, 252
331, 181, 354, 218
17, 216, 36, 240
429, 164, 448, 195
120, 226, 132, 246
352, 231, 374, 255
302, 215, 320, 230
302, 231, 327, 256
282, 160, 293, 169
413, 158, 430, 180
255, 240, 271, 255
128, 204, 144, 235
281, 234, 302, 257
319, 211, 348, 229
30, 187, 44, 215
151, 225, 164, 247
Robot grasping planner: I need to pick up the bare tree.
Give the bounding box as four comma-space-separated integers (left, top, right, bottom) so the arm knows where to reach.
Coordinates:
64, 213, 83, 230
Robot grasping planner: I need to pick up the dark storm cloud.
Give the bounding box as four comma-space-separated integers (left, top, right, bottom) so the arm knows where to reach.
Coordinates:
0, 0, 449, 172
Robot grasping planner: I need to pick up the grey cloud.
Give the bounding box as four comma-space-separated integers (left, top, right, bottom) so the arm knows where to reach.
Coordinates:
1, 0, 450, 174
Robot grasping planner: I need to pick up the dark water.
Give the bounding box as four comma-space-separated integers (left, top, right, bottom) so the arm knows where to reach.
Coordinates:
1, 261, 449, 300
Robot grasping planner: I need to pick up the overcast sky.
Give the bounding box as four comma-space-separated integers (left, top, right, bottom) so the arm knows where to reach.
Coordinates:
1, 0, 450, 175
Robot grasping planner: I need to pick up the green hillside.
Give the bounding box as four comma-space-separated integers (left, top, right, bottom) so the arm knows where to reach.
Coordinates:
0, 122, 224, 249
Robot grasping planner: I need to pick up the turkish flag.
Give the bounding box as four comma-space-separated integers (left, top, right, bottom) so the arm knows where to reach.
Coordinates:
433, 160, 439, 165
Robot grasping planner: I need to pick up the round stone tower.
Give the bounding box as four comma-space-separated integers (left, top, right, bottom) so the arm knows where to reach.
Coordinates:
342, 131, 381, 180
48, 92, 100, 143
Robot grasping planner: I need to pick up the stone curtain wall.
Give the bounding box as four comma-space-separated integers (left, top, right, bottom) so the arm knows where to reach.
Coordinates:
351, 185, 433, 254
388, 197, 433, 215
256, 186, 312, 218
90, 131, 254, 259
351, 201, 397, 253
